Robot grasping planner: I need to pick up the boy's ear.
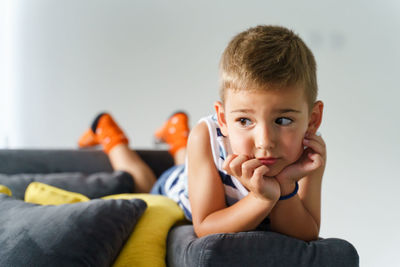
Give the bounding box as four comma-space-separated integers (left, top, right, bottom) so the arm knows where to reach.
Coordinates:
307, 101, 324, 135
214, 101, 229, 136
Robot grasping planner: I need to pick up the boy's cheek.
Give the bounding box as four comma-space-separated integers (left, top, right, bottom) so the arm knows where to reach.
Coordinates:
281, 136, 304, 161
292, 140, 306, 161
229, 135, 252, 156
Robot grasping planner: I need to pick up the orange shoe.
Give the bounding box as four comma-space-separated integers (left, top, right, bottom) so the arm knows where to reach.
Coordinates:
78, 129, 99, 148
154, 111, 189, 156
78, 113, 129, 154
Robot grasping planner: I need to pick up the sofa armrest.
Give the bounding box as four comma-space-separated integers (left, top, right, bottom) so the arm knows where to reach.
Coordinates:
167, 225, 359, 267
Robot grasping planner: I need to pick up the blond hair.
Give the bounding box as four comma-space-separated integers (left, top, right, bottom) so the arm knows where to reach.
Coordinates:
219, 25, 317, 108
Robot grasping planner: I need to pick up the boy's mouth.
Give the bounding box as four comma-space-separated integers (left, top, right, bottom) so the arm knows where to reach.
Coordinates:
258, 157, 278, 166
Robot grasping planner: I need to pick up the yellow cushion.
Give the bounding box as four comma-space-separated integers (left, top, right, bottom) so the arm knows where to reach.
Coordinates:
0, 184, 12, 196
25, 182, 90, 205
102, 194, 186, 267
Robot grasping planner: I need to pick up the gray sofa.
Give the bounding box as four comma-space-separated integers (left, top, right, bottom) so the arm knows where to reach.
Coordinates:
0, 149, 359, 267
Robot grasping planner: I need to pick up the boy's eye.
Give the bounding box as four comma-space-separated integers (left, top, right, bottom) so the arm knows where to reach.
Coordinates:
275, 117, 293, 126
237, 118, 252, 127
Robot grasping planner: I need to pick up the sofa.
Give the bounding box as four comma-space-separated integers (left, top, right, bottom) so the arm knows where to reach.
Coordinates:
0, 149, 359, 267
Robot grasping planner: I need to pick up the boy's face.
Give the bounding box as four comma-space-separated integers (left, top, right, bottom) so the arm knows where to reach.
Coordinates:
215, 86, 322, 177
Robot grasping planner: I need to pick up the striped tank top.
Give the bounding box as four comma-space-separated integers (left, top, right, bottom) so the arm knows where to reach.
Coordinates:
164, 114, 249, 221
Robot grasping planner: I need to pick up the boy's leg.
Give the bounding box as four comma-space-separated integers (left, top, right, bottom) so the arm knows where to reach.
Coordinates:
108, 144, 157, 193
173, 148, 186, 165
78, 113, 157, 193
148, 111, 190, 196
154, 111, 189, 165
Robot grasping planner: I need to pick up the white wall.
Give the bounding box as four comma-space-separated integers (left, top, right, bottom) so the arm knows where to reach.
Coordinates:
2, 1, 400, 266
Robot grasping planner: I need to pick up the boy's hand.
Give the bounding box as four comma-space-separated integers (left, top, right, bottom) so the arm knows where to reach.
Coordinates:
276, 133, 326, 192
223, 155, 281, 202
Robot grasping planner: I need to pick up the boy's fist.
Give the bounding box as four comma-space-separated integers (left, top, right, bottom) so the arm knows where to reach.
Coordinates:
223, 155, 281, 202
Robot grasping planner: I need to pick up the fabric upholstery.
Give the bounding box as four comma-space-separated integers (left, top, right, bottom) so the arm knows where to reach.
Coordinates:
23, 182, 187, 267
103, 194, 187, 267
0, 149, 174, 178
0, 149, 114, 174
167, 225, 359, 267
0, 194, 146, 267
0, 184, 12, 196
25, 182, 90, 204
0, 171, 134, 200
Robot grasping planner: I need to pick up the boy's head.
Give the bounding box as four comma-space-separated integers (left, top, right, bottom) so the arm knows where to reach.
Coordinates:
215, 25, 323, 176
219, 25, 317, 110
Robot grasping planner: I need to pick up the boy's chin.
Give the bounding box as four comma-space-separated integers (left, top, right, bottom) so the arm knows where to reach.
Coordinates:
264, 168, 282, 178
265, 163, 288, 177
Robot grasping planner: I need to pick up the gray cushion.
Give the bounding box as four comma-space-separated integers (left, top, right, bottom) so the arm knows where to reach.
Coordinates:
0, 194, 146, 267
0, 171, 134, 200
167, 225, 359, 267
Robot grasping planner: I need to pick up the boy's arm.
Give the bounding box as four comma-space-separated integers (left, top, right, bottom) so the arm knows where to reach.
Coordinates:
188, 122, 278, 237
269, 134, 326, 241
268, 177, 321, 241
298, 162, 324, 228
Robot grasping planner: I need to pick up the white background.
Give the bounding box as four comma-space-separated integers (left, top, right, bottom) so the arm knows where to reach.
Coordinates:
1, 1, 399, 266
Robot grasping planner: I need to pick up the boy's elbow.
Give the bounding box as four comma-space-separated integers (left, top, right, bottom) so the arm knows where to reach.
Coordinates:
299, 225, 320, 242
193, 222, 211, 238
194, 228, 207, 238
193, 218, 224, 238
302, 232, 319, 242
280, 222, 319, 242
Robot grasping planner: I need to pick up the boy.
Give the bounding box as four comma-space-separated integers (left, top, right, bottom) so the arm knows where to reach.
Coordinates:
79, 25, 325, 241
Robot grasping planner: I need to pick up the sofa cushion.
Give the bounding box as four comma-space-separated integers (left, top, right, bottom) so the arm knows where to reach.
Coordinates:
167, 225, 360, 267
0, 194, 146, 267
103, 194, 187, 267
23, 182, 188, 267
0, 171, 134, 200
25, 182, 90, 204
0, 184, 12, 196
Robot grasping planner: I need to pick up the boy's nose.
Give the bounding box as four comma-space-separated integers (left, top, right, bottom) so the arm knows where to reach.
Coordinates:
255, 126, 275, 150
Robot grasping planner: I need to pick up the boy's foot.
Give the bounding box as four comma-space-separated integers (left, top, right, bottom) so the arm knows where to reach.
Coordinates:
154, 111, 189, 156
78, 113, 129, 154
78, 129, 99, 148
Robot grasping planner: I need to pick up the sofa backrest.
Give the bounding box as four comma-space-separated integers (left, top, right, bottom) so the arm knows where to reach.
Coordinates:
0, 149, 174, 178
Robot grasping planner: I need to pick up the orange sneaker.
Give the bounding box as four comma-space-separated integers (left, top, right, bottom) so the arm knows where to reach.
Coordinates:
154, 111, 189, 156
78, 129, 99, 148
78, 113, 129, 154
